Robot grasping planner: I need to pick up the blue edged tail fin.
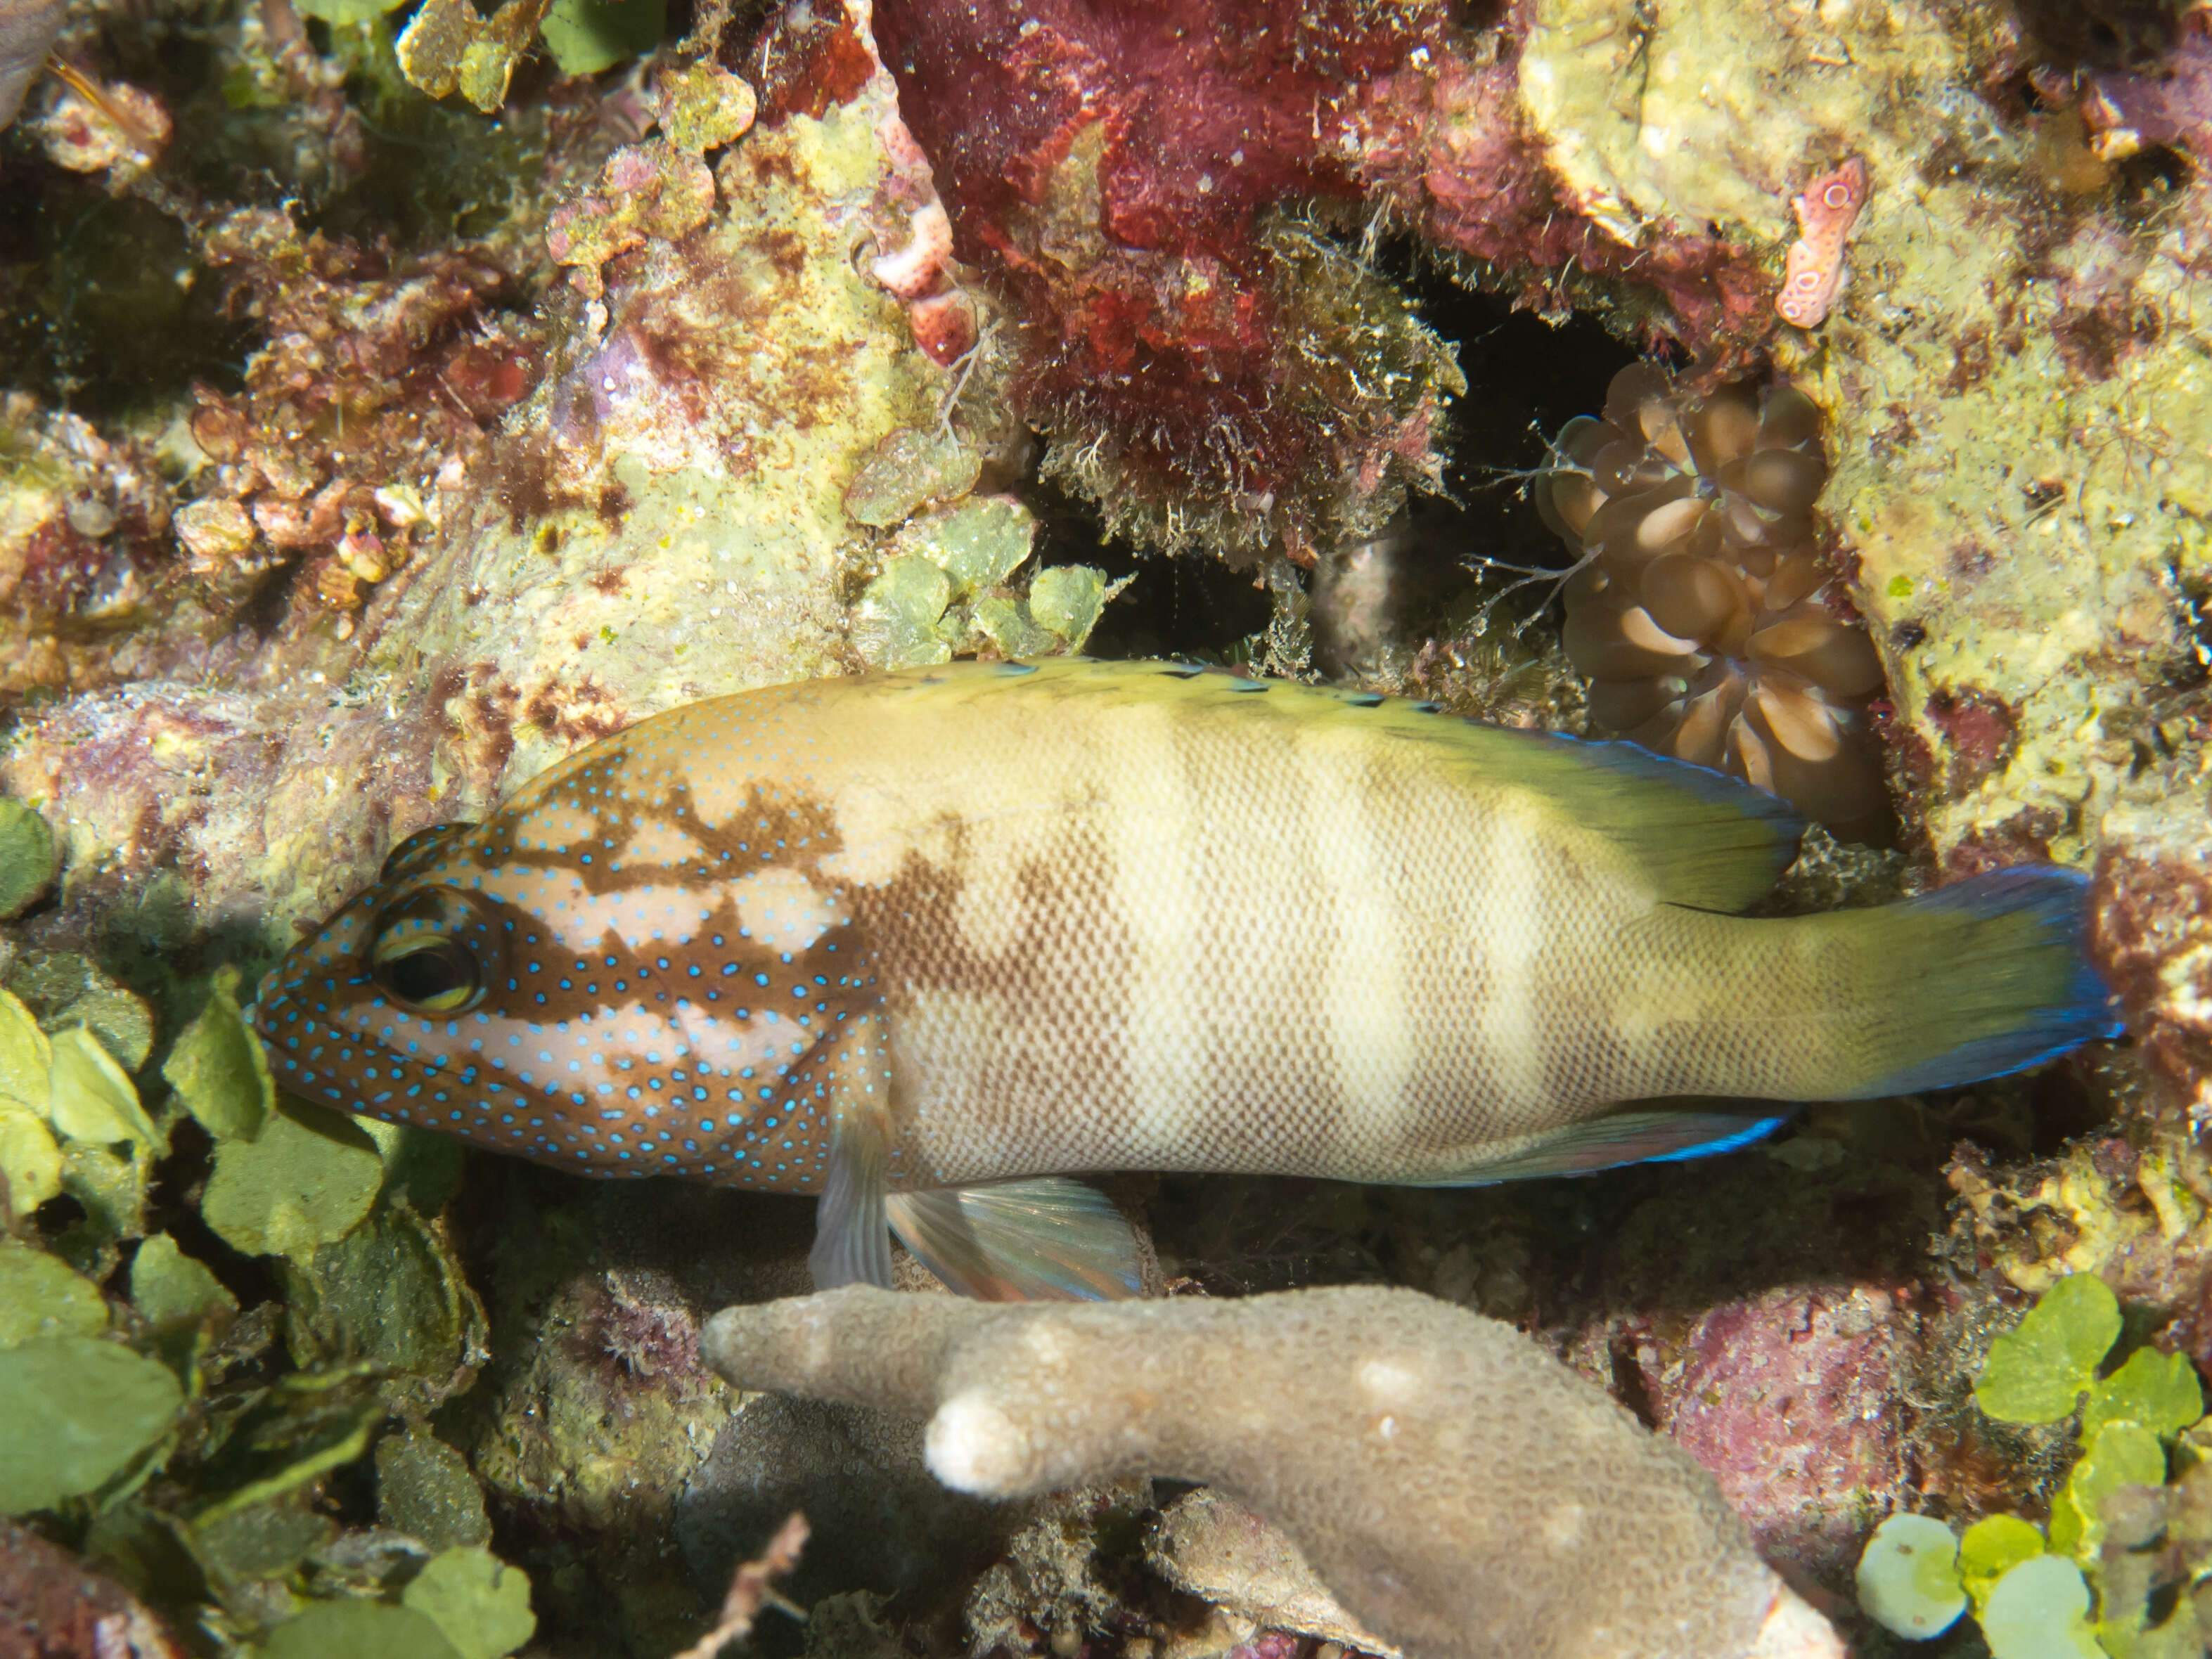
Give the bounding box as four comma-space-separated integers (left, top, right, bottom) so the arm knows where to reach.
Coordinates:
1839, 866, 2121, 1099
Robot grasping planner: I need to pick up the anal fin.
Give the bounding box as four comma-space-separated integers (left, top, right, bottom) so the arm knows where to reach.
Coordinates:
1419, 1104, 1792, 1185
886, 1177, 1143, 1300
808, 1105, 894, 1291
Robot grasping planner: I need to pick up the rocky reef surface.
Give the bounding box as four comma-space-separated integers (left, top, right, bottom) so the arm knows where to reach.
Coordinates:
2, 1, 2211, 1656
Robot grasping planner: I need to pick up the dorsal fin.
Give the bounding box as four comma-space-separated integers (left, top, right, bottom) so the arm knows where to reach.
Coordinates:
1502, 730, 1806, 912
999, 658, 1806, 915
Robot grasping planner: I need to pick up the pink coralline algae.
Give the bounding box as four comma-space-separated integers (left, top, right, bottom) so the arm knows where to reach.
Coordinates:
1775, 158, 1868, 331
866, 99, 979, 367
1359, 55, 1780, 360
866, 0, 1458, 562
861, 0, 1782, 560
1638, 1287, 1910, 1590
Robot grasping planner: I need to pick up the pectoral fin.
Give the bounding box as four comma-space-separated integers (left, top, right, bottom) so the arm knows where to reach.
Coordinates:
808, 1106, 894, 1290
886, 1178, 1143, 1300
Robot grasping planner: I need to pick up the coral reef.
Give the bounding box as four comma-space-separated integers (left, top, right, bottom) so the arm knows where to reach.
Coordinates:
703, 1283, 1843, 1659
1538, 363, 1891, 842
0, 397, 184, 699
181, 207, 537, 624
863, 0, 1464, 564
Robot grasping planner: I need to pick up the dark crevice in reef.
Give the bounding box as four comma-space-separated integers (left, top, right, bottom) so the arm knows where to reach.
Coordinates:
0, 169, 257, 418
1048, 479, 1278, 661
1372, 245, 1645, 640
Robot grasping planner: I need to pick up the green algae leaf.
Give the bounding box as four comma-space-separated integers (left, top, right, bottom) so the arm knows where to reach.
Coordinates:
2050, 1421, 2166, 1558
8, 951, 155, 1073
259, 1599, 464, 1659
129, 1234, 236, 1329
0, 1108, 62, 1219
284, 1199, 484, 1407
1960, 1514, 2047, 1610
48, 990, 155, 1074
540, 0, 666, 77
1854, 1512, 1966, 1640
355, 1118, 465, 1215
377, 1431, 491, 1549
1979, 1554, 2101, 1658
162, 984, 273, 1144
0, 1337, 182, 1513
190, 1369, 382, 1525
0, 799, 57, 919
202, 1102, 383, 1263
1029, 564, 1114, 648
402, 1546, 536, 1659
124, 871, 194, 955
0, 1243, 106, 1348
1974, 1274, 2121, 1424
2084, 1346, 2205, 1442
843, 427, 982, 528
0, 988, 51, 1113
46, 1027, 158, 1149
851, 555, 956, 670
657, 58, 756, 154
898, 497, 1035, 593
60, 1141, 153, 1241
974, 595, 1059, 661
193, 1495, 336, 1584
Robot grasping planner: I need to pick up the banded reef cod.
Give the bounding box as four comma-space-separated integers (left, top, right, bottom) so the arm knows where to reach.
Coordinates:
255, 658, 2118, 1298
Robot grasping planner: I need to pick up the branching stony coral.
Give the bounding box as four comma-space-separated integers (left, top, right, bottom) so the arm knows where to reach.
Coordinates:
702, 1284, 1844, 1659
1537, 364, 1892, 843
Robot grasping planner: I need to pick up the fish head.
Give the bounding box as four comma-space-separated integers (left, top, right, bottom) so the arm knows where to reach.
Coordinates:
251, 730, 878, 1191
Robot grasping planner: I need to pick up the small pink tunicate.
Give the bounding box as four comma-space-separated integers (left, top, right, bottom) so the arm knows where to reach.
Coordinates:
1776, 157, 1867, 330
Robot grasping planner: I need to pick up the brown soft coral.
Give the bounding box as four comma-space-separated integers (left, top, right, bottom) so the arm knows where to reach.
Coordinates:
1538, 365, 1893, 844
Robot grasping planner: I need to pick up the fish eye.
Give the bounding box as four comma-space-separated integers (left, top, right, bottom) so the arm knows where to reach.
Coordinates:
366, 887, 503, 1014
380, 821, 479, 882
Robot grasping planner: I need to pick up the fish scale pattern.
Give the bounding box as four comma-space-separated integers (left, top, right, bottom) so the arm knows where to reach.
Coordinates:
257, 660, 2102, 1210
854, 688, 1819, 1187
256, 659, 1890, 1199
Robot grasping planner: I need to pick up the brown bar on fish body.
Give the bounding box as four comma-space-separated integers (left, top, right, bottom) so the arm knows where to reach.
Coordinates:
255, 659, 2118, 1299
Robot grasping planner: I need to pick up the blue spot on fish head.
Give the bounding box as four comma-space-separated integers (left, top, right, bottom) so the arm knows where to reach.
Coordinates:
257, 734, 879, 1198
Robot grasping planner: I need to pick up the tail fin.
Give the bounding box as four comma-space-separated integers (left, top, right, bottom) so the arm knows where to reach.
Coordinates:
1837, 867, 2121, 1099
